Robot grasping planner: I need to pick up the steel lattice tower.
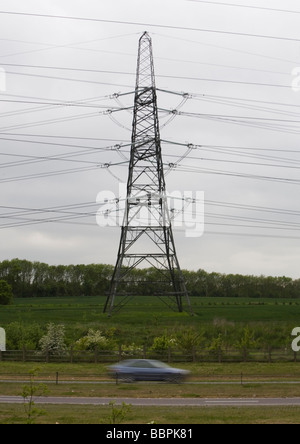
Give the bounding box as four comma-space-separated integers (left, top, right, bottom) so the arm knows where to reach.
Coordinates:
103, 32, 193, 316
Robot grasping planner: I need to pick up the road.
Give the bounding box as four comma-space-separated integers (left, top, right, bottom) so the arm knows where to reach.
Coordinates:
1, 396, 300, 407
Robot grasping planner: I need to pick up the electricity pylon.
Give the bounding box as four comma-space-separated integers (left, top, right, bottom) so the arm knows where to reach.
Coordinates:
103, 32, 193, 316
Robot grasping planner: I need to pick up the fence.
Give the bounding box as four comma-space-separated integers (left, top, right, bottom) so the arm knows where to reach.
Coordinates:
0, 346, 298, 364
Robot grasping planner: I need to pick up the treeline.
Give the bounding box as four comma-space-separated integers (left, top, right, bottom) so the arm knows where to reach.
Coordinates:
183, 269, 300, 299
0, 259, 112, 298
0, 258, 299, 299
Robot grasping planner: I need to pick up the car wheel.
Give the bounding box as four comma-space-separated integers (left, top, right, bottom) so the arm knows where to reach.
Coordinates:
121, 376, 135, 383
168, 375, 183, 384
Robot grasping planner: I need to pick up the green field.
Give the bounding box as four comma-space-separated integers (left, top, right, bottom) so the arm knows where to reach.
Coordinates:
1, 296, 299, 349
7, 295, 300, 323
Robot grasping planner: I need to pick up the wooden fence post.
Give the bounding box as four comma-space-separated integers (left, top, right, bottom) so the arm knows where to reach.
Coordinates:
268, 346, 272, 363
192, 346, 196, 363
218, 346, 222, 363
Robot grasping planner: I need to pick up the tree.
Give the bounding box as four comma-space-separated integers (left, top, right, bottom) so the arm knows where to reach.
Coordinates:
106, 402, 132, 425
0, 280, 13, 305
236, 326, 258, 361
175, 328, 204, 355
236, 326, 257, 349
21, 368, 48, 424
39, 323, 67, 356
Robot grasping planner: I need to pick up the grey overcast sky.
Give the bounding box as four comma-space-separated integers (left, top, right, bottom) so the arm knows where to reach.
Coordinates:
0, 0, 300, 278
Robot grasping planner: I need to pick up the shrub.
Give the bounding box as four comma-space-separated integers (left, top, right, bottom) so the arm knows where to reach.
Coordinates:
150, 334, 177, 352
121, 343, 143, 358
235, 326, 258, 350
74, 329, 116, 351
6, 322, 43, 350
175, 328, 204, 354
39, 323, 67, 356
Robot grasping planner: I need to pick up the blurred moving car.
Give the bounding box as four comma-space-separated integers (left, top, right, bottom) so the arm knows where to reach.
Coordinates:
109, 359, 190, 383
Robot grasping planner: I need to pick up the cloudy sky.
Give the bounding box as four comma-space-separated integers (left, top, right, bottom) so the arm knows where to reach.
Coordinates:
0, 0, 300, 278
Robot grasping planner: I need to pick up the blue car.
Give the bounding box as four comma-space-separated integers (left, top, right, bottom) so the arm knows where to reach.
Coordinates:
109, 359, 190, 383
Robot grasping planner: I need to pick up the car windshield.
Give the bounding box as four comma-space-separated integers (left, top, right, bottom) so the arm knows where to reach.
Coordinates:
149, 361, 170, 369
121, 360, 171, 369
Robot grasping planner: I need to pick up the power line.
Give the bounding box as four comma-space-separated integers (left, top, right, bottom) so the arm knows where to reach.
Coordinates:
2, 88, 300, 141
163, 138, 300, 154
0, 57, 290, 80
3, 132, 300, 156
6, 70, 133, 89
187, 0, 300, 15
0, 90, 132, 122
158, 75, 291, 89
0, 111, 101, 133
1, 196, 299, 221
174, 164, 300, 185
0, 32, 139, 61
0, 132, 129, 143
0, 90, 124, 106
0, 10, 299, 43
2, 200, 300, 241
161, 108, 300, 134
166, 109, 300, 136
188, 95, 300, 120
0, 135, 130, 153
206, 199, 300, 217
203, 231, 300, 241
3, 66, 294, 91
0, 143, 131, 169
1, 132, 300, 182
0, 160, 128, 183
166, 110, 300, 124
1, 155, 300, 185
154, 32, 299, 66
0, 106, 130, 133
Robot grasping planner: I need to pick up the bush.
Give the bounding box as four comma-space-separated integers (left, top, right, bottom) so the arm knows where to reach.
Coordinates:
150, 334, 177, 352
39, 323, 67, 356
175, 328, 204, 354
235, 326, 258, 350
6, 322, 44, 350
74, 329, 116, 351
121, 343, 143, 358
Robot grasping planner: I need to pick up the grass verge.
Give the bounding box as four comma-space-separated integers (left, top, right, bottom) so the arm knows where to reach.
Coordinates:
1, 404, 300, 424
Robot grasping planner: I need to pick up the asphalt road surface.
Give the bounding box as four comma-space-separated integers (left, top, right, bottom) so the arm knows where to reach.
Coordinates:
1, 396, 300, 407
